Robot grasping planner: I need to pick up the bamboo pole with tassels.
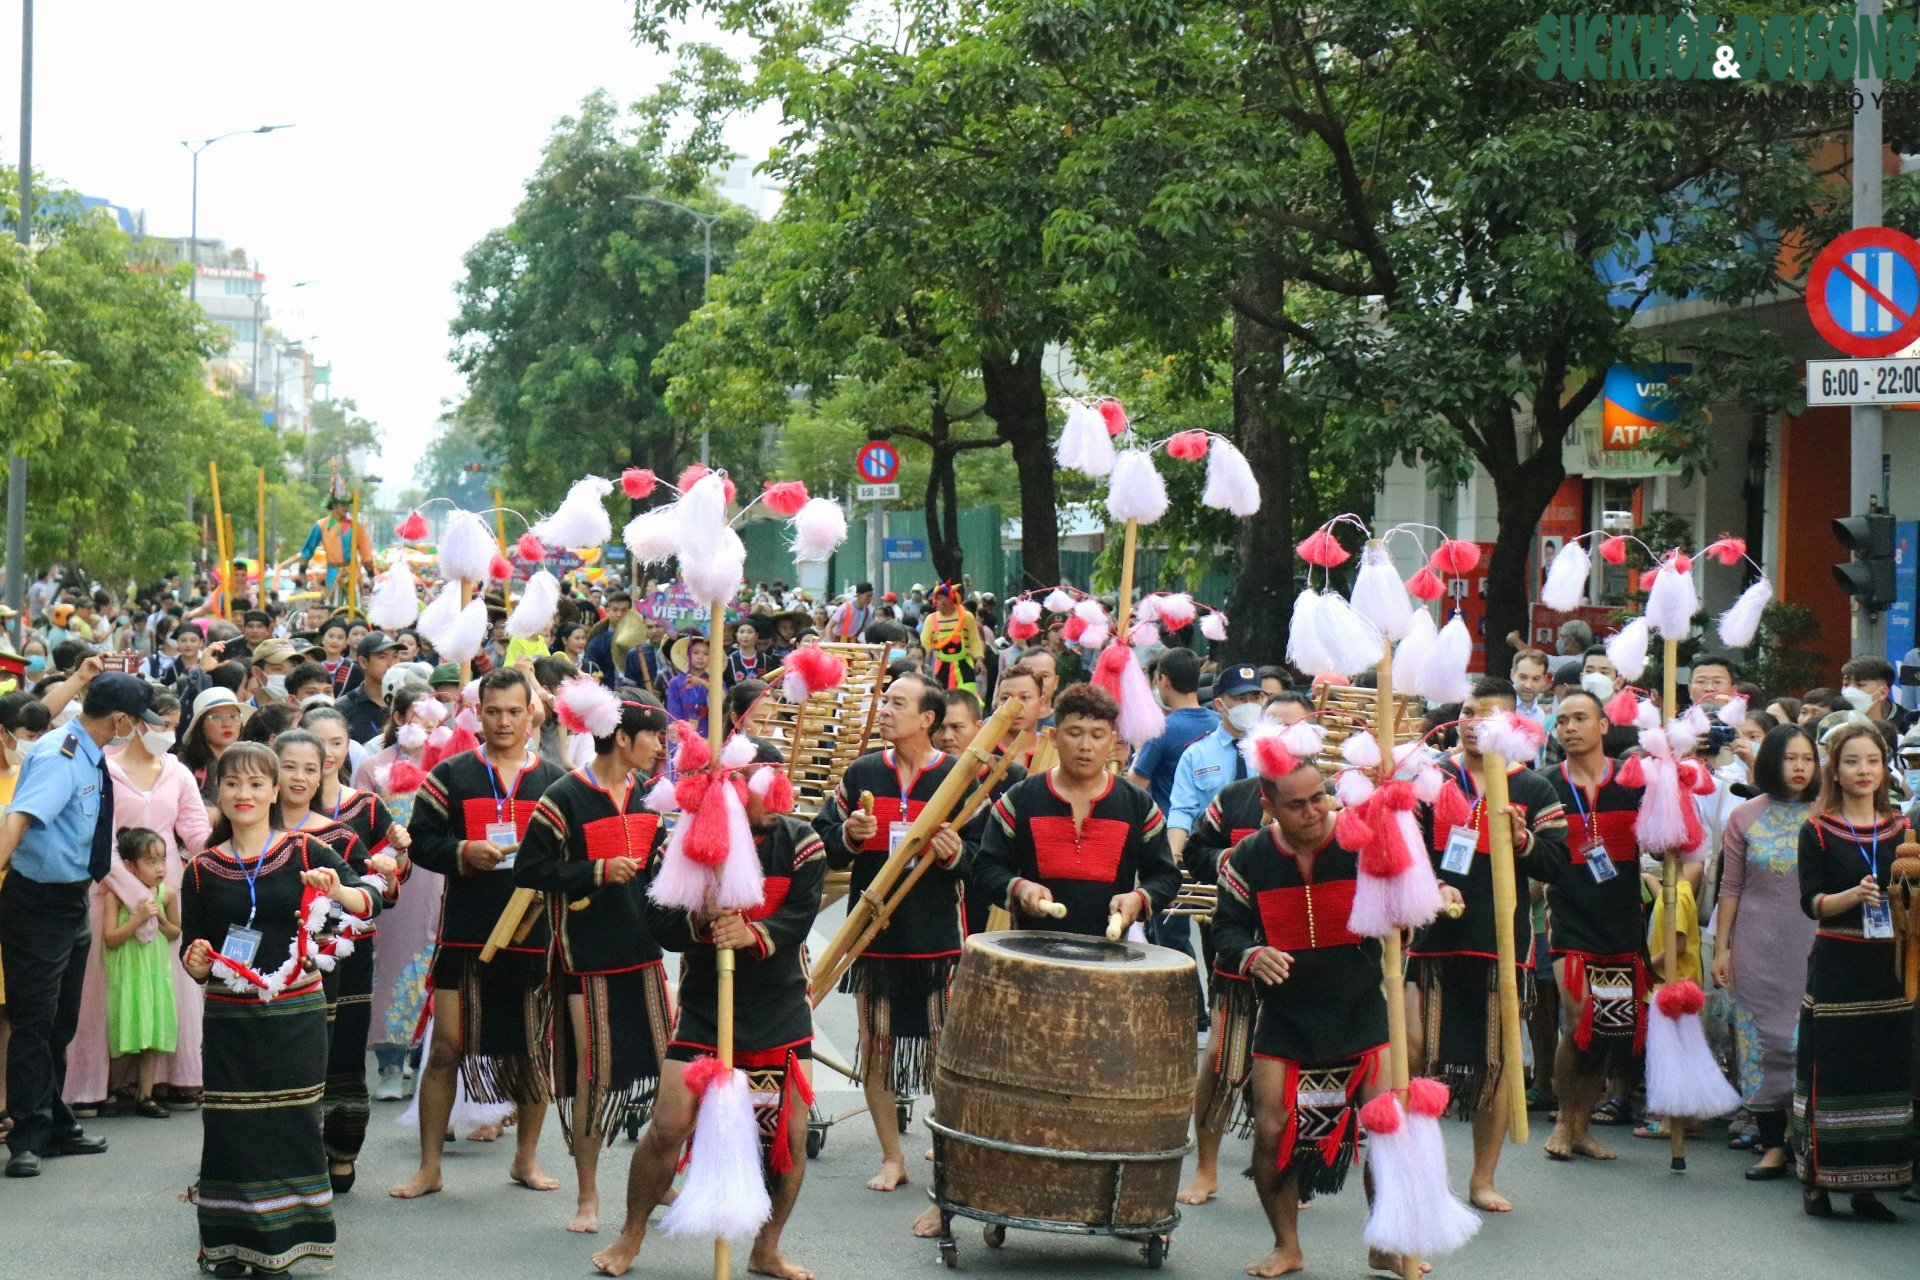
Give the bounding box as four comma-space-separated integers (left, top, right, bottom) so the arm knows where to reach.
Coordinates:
493, 489, 511, 613
1478, 730, 1530, 1145
208, 463, 230, 619
1660, 635, 1686, 1172
348, 489, 362, 617
704, 599, 732, 1280
1114, 519, 1140, 638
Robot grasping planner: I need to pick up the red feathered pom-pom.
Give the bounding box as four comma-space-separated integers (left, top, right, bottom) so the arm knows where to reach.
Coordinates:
1097, 399, 1128, 436
1005, 617, 1039, 642
1336, 807, 1376, 855
761, 480, 809, 517
1654, 978, 1707, 1019
1405, 1076, 1452, 1118
761, 770, 795, 814
1251, 735, 1298, 780
1429, 539, 1481, 575
1604, 688, 1640, 727
682, 1054, 730, 1097
1702, 536, 1746, 567
487, 553, 512, 582
621, 467, 657, 500
1359, 822, 1412, 878
1165, 430, 1210, 460
676, 463, 737, 506
683, 786, 733, 867
786, 644, 846, 697
1677, 756, 1717, 796
1377, 779, 1417, 812
674, 770, 711, 815
387, 760, 427, 794
1432, 781, 1471, 834
1359, 1092, 1402, 1135
1404, 568, 1446, 601
1668, 550, 1693, 574
1091, 643, 1128, 699
1598, 535, 1629, 565
395, 510, 429, 541
672, 721, 712, 774
516, 531, 546, 561
1061, 613, 1087, 643
1296, 527, 1351, 568
1616, 755, 1645, 788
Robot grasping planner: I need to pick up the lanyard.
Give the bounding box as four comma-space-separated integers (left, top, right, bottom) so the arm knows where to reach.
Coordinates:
1455, 765, 1483, 831
486, 752, 525, 823
1560, 760, 1607, 848
233, 831, 276, 929
891, 749, 944, 814
1841, 817, 1880, 883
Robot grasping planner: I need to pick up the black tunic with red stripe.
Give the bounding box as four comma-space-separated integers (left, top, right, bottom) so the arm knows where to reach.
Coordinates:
1185, 777, 1264, 886
300, 788, 405, 929
974, 770, 1181, 937
1407, 757, 1566, 963
649, 816, 826, 1057
1530, 759, 1646, 957
963, 757, 1027, 935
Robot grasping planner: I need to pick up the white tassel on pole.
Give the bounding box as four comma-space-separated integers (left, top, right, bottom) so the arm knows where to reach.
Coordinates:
1360, 1080, 1480, 1260
1606, 616, 1651, 683
438, 510, 498, 585
1644, 981, 1741, 1119
1200, 439, 1261, 516
1540, 539, 1591, 612
430, 597, 491, 666
683, 526, 747, 610
506, 570, 561, 639
1414, 611, 1473, 705
1644, 558, 1699, 640
624, 506, 681, 566
1392, 607, 1437, 693
366, 558, 420, 630
528, 475, 614, 550
1105, 450, 1169, 525
1286, 590, 1333, 677
1715, 577, 1772, 648
658, 1060, 773, 1243
1349, 544, 1414, 640
1307, 590, 1384, 676
415, 586, 462, 652
1055, 399, 1116, 478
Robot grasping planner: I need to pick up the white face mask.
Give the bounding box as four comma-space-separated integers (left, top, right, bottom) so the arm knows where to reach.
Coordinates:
1580, 673, 1615, 701
107, 717, 134, 750
141, 728, 176, 756
1226, 702, 1263, 733
1839, 685, 1872, 710
265, 674, 288, 698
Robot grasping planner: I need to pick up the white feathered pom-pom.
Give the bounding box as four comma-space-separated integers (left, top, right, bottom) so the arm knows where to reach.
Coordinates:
1349, 544, 1413, 640
438, 510, 498, 585
682, 525, 746, 610
1079, 623, 1110, 652
556, 677, 622, 739
1416, 611, 1474, 705
1335, 768, 1377, 809
413, 697, 447, 727
1606, 616, 1651, 682
1105, 450, 1169, 525
1540, 540, 1591, 612
1393, 607, 1437, 693
789, 498, 848, 563
1306, 590, 1383, 677
1286, 590, 1333, 676
1645, 982, 1741, 1119
1128, 622, 1158, 647
1201, 439, 1261, 516
719, 735, 758, 770
644, 774, 680, 813
658, 1062, 774, 1243
678, 472, 732, 540
529, 475, 613, 550
625, 506, 681, 566
1715, 577, 1772, 648
1072, 597, 1107, 625
1476, 711, 1546, 765
1043, 589, 1075, 614
415, 587, 462, 653
1279, 721, 1326, 760
1717, 695, 1748, 728
1340, 732, 1382, 770
506, 570, 561, 639
1135, 595, 1160, 624
1055, 400, 1116, 478
367, 559, 420, 630
1155, 593, 1197, 632
429, 598, 491, 666
1645, 559, 1699, 640
1200, 612, 1228, 643
1010, 599, 1042, 627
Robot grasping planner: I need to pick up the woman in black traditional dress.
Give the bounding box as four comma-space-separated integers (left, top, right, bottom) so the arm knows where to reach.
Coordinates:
1793, 722, 1915, 1219
514, 691, 672, 1234
180, 743, 378, 1276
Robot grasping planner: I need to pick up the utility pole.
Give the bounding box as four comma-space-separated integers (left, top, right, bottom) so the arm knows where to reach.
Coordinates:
6, 0, 32, 646
1852, 0, 1886, 657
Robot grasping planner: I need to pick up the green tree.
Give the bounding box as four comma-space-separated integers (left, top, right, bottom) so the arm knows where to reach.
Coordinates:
415, 401, 515, 514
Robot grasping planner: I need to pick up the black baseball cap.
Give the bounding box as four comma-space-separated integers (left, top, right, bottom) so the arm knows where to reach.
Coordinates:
1214, 664, 1263, 700
356, 632, 401, 659
85, 672, 167, 725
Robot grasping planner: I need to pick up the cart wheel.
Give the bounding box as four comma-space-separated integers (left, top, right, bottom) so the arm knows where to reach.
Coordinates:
1144, 1235, 1167, 1270
939, 1239, 958, 1269
983, 1224, 1006, 1249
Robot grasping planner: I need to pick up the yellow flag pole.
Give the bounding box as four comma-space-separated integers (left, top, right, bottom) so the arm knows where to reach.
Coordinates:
348, 489, 362, 617
1660, 634, 1686, 1172
1113, 518, 1140, 638
493, 488, 511, 613
208, 462, 230, 619
257, 468, 267, 608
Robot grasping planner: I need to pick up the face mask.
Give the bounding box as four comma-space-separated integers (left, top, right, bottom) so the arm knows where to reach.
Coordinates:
141, 729, 175, 756
1227, 702, 1263, 733
888, 647, 907, 663
107, 718, 134, 750
265, 674, 288, 697
1580, 673, 1614, 701
25, 656, 45, 674
1839, 685, 1872, 710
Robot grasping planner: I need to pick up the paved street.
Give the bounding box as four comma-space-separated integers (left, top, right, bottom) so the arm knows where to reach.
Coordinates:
4, 925, 1915, 1280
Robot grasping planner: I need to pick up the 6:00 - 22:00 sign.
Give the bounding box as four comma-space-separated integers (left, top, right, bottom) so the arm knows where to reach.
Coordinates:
1805, 358, 1920, 406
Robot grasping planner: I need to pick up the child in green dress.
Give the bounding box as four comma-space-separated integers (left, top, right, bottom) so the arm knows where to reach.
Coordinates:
103, 827, 180, 1118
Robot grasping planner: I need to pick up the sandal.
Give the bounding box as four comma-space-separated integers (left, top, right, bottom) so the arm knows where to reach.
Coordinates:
1590, 1098, 1629, 1126
133, 1096, 172, 1119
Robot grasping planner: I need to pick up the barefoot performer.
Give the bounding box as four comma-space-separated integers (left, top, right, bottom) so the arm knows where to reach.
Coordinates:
1406, 677, 1567, 1213
392, 667, 567, 1199
514, 686, 673, 1235
812, 672, 971, 1197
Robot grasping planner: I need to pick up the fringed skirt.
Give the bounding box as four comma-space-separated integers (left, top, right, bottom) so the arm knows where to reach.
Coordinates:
321, 937, 374, 1164
1559, 951, 1648, 1073
840, 953, 958, 1096
432, 947, 551, 1108
1791, 937, 1914, 1193
1255, 1046, 1383, 1201
554, 963, 672, 1146
1411, 954, 1534, 1120
668, 1040, 816, 1183
1199, 971, 1257, 1137
196, 985, 334, 1274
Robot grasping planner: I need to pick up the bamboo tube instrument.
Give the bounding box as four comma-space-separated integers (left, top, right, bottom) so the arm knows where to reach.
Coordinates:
1658, 635, 1687, 1173
1479, 740, 1530, 1145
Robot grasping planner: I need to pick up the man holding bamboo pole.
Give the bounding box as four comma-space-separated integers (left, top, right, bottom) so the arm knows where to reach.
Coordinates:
811, 672, 971, 1197
1405, 676, 1567, 1213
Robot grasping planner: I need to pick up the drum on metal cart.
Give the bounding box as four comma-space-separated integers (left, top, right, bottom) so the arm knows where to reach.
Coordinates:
928, 930, 1196, 1269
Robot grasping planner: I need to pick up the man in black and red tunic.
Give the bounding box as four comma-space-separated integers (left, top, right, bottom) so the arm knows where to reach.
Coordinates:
1407, 675, 1567, 1215
974, 682, 1180, 936
391, 667, 569, 1202
813, 673, 970, 1197
1178, 772, 1265, 1206
591, 791, 825, 1280
1530, 687, 1646, 1163
516, 693, 672, 1234
1214, 753, 1403, 1279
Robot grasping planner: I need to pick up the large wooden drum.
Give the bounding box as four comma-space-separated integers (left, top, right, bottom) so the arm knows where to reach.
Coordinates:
931, 931, 1196, 1230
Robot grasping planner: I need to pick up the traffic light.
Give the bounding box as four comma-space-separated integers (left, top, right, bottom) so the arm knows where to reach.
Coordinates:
1832, 513, 1896, 609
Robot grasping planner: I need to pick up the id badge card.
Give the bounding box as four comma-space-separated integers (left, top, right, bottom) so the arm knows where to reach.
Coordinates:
1441, 827, 1476, 876
220, 926, 262, 967
888, 823, 909, 857
1585, 844, 1618, 883
487, 820, 520, 870
1863, 898, 1895, 939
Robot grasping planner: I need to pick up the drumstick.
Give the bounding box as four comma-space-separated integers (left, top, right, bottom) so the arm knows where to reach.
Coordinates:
1444, 900, 1465, 919
1107, 911, 1125, 941
859, 790, 875, 816
1041, 901, 1067, 919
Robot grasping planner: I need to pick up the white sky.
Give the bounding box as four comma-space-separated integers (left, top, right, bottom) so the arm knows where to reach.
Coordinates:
0, 0, 774, 501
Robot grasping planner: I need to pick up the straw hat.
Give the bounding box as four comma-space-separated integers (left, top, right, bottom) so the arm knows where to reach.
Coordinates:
668, 633, 710, 675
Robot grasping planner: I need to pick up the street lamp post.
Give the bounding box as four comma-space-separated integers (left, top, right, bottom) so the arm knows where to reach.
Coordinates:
627, 194, 721, 465
6, 0, 30, 644
182, 124, 293, 304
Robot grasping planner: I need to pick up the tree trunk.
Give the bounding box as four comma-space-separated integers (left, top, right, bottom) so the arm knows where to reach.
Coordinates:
938, 444, 962, 585
980, 350, 1059, 589
922, 400, 966, 585
1484, 460, 1566, 676
1221, 266, 1293, 665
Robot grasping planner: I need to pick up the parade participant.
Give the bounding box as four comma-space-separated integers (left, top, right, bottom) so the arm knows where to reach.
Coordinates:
298, 478, 375, 608
1126, 648, 1220, 813
920, 583, 984, 693
1166, 663, 1268, 862
579, 592, 633, 688
515, 692, 672, 1235
391, 667, 568, 1200
1711, 723, 1819, 1181
664, 633, 711, 724
317, 620, 360, 697
1406, 676, 1567, 1213
813, 673, 970, 1196
99, 829, 180, 1119
829, 582, 875, 643
975, 683, 1180, 937
337, 633, 402, 742
725, 618, 768, 687
990, 662, 1047, 763
937, 688, 1027, 937
1529, 688, 1645, 1162
1177, 769, 1265, 1206
247, 640, 299, 706
592, 779, 827, 1280
1215, 751, 1407, 1279
179, 743, 377, 1276
1793, 722, 1914, 1218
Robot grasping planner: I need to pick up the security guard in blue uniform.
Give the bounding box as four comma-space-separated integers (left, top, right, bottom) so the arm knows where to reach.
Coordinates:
0, 672, 165, 1178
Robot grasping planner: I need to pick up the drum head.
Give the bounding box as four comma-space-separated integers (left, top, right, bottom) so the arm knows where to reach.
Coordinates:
968, 930, 1193, 972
